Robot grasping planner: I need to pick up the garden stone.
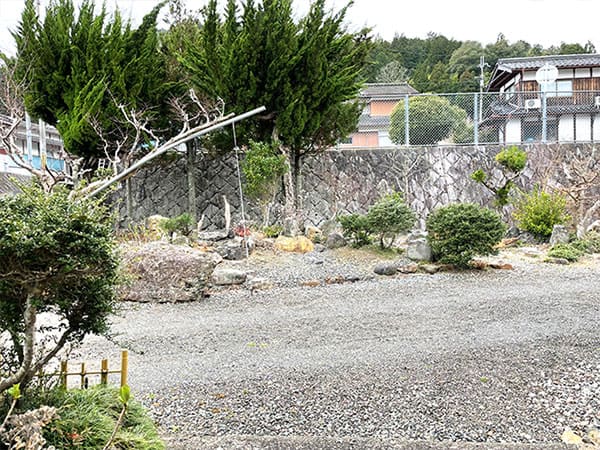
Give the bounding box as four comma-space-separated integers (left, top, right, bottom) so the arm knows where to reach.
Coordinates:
398, 262, 419, 274
197, 230, 231, 241
313, 244, 326, 253
406, 230, 432, 261
305, 225, 323, 243
549, 225, 570, 246
146, 214, 167, 240
547, 257, 570, 265
216, 237, 254, 260
275, 236, 314, 253
170, 234, 190, 246
326, 232, 347, 249
211, 268, 247, 285
247, 277, 273, 291
120, 242, 222, 303
320, 219, 342, 237
420, 264, 440, 274
373, 262, 399, 276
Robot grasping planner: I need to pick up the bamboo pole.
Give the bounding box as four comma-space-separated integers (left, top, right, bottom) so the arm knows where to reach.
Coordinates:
100, 359, 109, 385
84, 106, 266, 199
80, 362, 86, 389
120, 350, 128, 387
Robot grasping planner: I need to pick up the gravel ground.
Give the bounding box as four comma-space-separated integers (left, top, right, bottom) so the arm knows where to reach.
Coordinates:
77, 247, 600, 449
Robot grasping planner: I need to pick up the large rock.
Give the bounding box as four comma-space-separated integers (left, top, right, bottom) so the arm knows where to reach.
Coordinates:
373, 262, 399, 276
120, 242, 222, 303
274, 236, 315, 253
406, 230, 432, 262
549, 224, 570, 246
216, 237, 255, 260
146, 215, 167, 240
197, 230, 231, 242
325, 232, 347, 249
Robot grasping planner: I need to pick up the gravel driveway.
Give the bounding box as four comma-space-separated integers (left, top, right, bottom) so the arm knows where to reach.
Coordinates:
78, 248, 600, 449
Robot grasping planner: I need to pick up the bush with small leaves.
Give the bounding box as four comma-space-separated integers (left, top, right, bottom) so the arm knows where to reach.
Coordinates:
426, 203, 506, 268
262, 224, 283, 238
366, 191, 416, 248
547, 243, 584, 262
513, 188, 570, 240
339, 213, 371, 247
159, 212, 193, 236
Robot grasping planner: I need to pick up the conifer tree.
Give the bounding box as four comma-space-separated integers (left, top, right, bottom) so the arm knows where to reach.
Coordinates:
181, 0, 370, 234
13, 0, 169, 170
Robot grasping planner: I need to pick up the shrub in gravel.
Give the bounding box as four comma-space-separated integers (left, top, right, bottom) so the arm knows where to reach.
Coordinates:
571, 231, 600, 254
339, 213, 371, 247
366, 191, 416, 248
548, 243, 584, 262
513, 187, 569, 240
426, 203, 506, 268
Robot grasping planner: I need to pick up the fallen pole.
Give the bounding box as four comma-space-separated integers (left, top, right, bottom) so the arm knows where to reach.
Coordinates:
84, 106, 266, 199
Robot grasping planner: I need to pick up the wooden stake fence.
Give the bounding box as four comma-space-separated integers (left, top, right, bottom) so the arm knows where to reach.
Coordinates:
53, 350, 128, 389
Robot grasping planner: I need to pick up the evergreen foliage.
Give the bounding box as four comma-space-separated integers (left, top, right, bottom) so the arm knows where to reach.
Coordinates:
426, 203, 506, 268
181, 0, 371, 223
0, 183, 119, 389
366, 191, 415, 248
13, 0, 169, 166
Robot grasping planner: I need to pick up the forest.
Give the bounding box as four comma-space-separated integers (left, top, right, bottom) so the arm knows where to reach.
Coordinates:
365, 32, 596, 92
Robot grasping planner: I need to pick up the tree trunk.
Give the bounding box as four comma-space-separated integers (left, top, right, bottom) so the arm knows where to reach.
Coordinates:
186, 140, 197, 223
281, 149, 301, 236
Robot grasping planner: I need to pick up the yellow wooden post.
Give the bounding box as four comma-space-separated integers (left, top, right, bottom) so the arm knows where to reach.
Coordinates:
60, 361, 68, 389
80, 362, 86, 389
100, 359, 109, 385
120, 350, 128, 387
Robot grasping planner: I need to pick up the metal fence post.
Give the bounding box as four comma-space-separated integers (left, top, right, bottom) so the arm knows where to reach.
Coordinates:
473, 93, 479, 145
541, 91, 548, 143
404, 94, 410, 146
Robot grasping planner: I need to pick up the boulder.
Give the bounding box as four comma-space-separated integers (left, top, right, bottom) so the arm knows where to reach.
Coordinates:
549, 225, 570, 246
211, 268, 247, 285
373, 262, 399, 276
216, 237, 254, 260
274, 236, 315, 253
398, 262, 419, 274
120, 241, 222, 303
197, 230, 231, 241
325, 232, 347, 249
420, 264, 440, 274
406, 230, 432, 262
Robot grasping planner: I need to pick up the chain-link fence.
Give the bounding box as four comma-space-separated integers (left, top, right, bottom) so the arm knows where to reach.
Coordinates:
386, 90, 600, 146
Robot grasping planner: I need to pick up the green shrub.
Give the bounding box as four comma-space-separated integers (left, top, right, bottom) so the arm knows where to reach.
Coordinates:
0, 183, 118, 391
495, 145, 527, 173
366, 191, 416, 248
513, 188, 570, 240
262, 224, 283, 238
426, 203, 506, 268
547, 243, 584, 262
339, 213, 371, 247
15, 386, 165, 449
570, 231, 600, 254
159, 212, 193, 236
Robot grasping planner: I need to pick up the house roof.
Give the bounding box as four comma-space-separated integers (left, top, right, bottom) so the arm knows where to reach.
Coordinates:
487, 53, 600, 90
359, 83, 418, 101
357, 114, 390, 131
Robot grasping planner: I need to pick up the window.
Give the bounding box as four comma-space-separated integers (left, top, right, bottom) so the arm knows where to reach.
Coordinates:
522, 118, 558, 142
545, 80, 572, 97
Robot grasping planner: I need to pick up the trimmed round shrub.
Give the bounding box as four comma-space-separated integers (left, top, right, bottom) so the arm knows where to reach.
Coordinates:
512, 188, 570, 240
426, 203, 506, 267
366, 191, 416, 248
339, 213, 371, 247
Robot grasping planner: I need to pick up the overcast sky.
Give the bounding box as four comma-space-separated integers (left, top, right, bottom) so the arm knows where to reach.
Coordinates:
1, 0, 598, 56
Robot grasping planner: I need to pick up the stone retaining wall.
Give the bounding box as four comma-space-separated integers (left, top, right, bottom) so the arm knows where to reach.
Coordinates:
116, 144, 598, 229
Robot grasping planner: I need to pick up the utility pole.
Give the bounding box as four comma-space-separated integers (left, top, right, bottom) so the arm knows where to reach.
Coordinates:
478, 55, 489, 123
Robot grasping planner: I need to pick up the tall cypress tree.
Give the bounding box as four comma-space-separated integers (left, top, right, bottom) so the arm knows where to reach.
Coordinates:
182, 0, 371, 233
13, 0, 169, 169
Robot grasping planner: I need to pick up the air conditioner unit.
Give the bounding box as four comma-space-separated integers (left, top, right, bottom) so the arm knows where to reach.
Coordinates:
594, 96, 600, 107
525, 98, 541, 109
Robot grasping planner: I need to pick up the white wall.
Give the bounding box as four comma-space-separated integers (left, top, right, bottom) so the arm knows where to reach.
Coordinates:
575, 114, 592, 141
559, 114, 574, 142
505, 118, 521, 143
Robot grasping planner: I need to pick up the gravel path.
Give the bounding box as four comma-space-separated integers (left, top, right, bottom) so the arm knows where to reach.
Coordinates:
78, 248, 600, 449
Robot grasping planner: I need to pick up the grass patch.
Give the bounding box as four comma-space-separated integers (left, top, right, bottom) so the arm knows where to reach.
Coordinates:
13, 386, 164, 450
